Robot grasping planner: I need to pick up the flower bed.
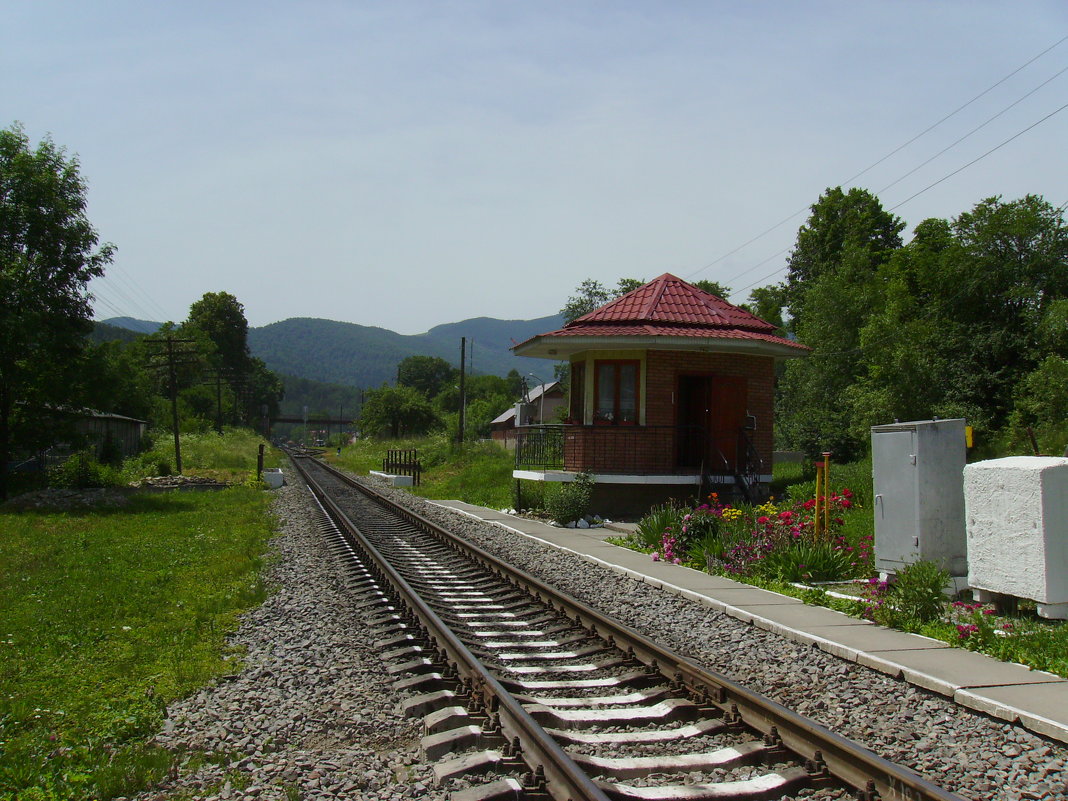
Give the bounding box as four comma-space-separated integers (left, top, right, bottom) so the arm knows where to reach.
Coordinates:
613, 485, 1068, 678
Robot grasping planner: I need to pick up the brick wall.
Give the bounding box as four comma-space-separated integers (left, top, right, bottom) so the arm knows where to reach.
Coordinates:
561, 349, 776, 475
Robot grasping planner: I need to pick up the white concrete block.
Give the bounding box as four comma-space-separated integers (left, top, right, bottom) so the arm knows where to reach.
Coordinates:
262, 468, 284, 489
369, 470, 414, 487
965, 457, 1068, 612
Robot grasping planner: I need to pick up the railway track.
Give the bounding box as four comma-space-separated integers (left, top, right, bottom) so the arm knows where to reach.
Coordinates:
287, 451, 966, 801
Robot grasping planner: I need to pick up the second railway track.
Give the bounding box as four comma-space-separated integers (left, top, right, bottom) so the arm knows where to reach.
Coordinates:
288, 451, 971, 801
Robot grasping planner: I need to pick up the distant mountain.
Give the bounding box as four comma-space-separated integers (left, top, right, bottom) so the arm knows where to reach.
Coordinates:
97, 313, 565, 389
248, 314, 564, 388
91, 321, 145, 345
99, 316, 162, 334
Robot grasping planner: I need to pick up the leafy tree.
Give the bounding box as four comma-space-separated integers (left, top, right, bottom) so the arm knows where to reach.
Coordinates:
75, 340, 156, 422
561, 278, 614, 324
776, 187, 904, 459
0, 123, 114, 497
692, 279, 732, 299
741, 285, 787, 333
396, 355, 456, 398
614, 277, 645, 296
505, 369, 524, 397
358, 384, 439, 439
785, 186, 904, 330
1011, 355, 1068, 432
850, 196, 1068, 439
187, 291, 251, 376
561, 277, 645, 324
184, 292, 283, 429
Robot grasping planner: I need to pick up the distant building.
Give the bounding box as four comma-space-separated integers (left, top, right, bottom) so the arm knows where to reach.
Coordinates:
490, 381, 565, 448
11, 407, 149, 471
511, 273, 808, 515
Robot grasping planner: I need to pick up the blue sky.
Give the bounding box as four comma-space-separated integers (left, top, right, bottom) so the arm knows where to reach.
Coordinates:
4, 2, 1067, 333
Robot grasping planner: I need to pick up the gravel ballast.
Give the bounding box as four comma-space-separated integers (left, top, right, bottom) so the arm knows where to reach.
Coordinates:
131, 469, 1067, 801
127, 480, 450, 801
364, 479, 1068, 801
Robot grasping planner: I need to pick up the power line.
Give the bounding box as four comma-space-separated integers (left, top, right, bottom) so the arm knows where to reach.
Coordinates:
877, 63, 1068, 196
842, 34, 1068, 187
693, 34, 1068, 290
103, 264, 172, 321
887, 99, 1068, 212
729, 99, 1068, 301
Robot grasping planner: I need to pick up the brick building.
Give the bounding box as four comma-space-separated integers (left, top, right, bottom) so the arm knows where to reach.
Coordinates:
511, 274, 808, 515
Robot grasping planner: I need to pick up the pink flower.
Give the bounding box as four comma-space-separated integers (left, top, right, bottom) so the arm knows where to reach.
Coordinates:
651, 552, 660, 561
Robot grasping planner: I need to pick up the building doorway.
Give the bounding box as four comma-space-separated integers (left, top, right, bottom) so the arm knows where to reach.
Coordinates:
677, 374, 747, 472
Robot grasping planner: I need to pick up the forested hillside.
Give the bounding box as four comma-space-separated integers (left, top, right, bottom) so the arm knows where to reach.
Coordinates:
246, 314, 563, 387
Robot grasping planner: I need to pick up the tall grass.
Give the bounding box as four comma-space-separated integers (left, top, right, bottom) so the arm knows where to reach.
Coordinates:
0, 486, 274, 799
333, 434, 515, 509
136, 428, 279, 480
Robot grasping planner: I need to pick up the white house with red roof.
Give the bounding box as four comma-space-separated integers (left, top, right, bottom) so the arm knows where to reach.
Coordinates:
511, 273, 808, 514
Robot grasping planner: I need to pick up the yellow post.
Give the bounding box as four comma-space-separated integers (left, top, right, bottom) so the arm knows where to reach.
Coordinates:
813, 459, 823, 541
822, 452, 832, 541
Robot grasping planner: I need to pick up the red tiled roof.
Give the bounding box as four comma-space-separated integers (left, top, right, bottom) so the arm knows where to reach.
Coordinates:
542, 322, 801, 349
572, 273, 776, 333
513, 273, 807, 358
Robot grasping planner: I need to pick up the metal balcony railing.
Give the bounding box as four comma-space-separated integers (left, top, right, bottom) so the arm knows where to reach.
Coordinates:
515, 424, 749, 475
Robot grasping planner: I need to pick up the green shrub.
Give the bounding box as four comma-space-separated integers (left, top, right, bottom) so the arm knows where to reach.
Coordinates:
546, 473, 593, 525
893, 560, 950, 624
48, 451, 121, 489
635, 502, 685, 550
514, 479, 546, 512
757, 540, 853, 583
686, 530, 726, 569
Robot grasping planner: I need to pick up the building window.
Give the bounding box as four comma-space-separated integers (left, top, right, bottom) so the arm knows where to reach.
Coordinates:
594, 360, 639, 424
570, 362, 585, 422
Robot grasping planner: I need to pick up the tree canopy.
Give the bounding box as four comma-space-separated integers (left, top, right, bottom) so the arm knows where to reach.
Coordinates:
775, 188, 1068, 458
358, 384, 438, 439
0, 123, 115, 497
396, 355, 456, 398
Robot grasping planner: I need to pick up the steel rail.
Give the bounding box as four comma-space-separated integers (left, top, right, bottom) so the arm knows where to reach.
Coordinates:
289, 453, 612, 801
297, 453, 968, 801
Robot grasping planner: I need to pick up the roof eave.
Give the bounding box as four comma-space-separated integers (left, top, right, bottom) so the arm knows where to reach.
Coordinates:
513, 334, 808, 360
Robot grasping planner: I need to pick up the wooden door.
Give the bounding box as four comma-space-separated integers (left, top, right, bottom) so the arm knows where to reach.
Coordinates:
677, 374, 747, 471
710, 376, 747, 472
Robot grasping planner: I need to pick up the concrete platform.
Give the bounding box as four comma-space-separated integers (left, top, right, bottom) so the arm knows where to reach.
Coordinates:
433, 500, 1068, 745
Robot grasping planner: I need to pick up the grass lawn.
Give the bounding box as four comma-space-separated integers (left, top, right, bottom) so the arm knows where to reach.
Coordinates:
0, 486, 274, 801
330, 435, 515, 509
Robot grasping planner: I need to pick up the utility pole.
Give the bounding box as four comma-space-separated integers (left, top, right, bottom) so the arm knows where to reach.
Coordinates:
145, 335, 199, 474
458, 337, 466, 445
199, 367, 229, 434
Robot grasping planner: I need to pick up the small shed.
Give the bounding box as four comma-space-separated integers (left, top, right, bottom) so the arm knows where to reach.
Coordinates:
511, 274, 808, 515
69, 409, 148, 460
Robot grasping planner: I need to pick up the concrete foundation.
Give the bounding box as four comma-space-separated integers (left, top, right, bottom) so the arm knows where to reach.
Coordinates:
965, 456, 1068, 619
369, 470, 414, 488
262, 468, 285, 489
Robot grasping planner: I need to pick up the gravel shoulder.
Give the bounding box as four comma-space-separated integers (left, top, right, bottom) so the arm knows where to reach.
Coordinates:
125, 479, 450, 801
127, 469, 1067, 801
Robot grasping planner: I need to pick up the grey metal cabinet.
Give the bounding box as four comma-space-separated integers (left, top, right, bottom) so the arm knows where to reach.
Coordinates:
871, 418, 968, 577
